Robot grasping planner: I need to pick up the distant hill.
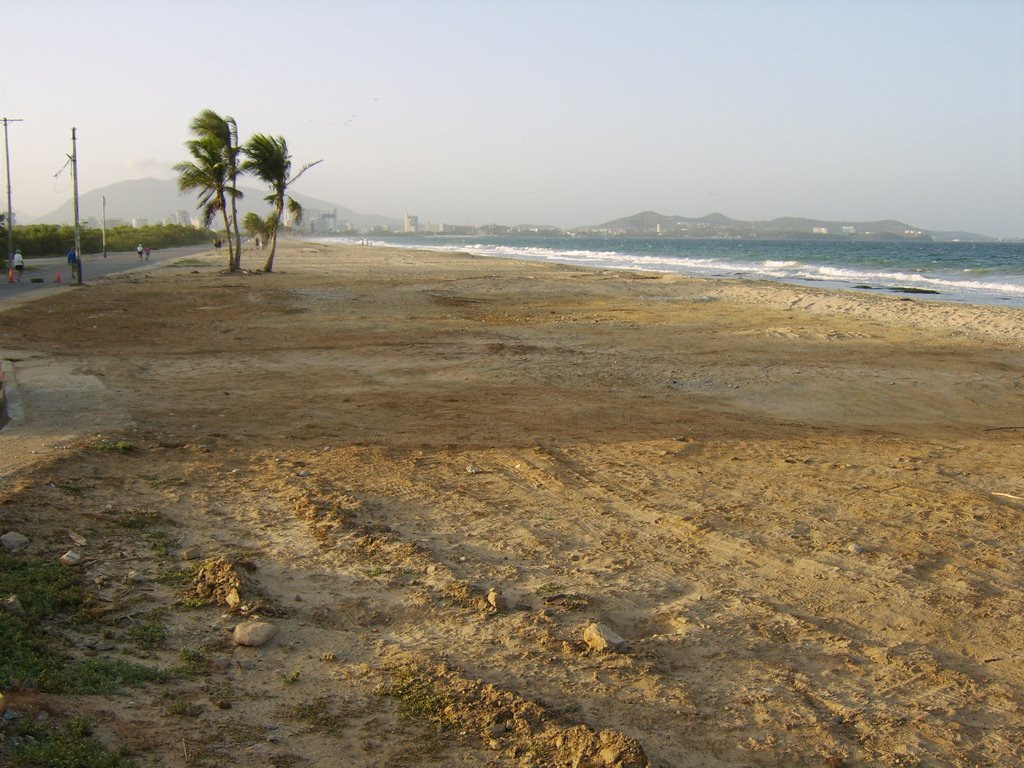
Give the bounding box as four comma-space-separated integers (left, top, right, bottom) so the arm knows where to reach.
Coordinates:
30, 177, 401, 231
585, 210, 995, 242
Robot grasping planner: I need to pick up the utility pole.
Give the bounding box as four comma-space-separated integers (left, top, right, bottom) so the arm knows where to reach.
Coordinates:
2, 117, 23, 269
101, 195, 107, 258
71, 127, 82, 285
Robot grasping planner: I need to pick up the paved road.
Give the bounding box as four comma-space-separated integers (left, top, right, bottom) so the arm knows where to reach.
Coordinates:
1, 244, 214, 303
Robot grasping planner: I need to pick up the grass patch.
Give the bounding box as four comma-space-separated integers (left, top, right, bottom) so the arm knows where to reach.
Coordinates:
0, 551, 168, 694
177, 646, 208, 676
281, 696, 353, 733
143, 475, 186, 489
165, 699, 204, 718
143, 530, 176, 560
125, 609, 167, 650
378, 664, 452, 725
154, 562, 199, 588
42, 658, 169, 695
1, 551, 83, 687
52, 482, 84, 496
2, 715, 136, 768
115, 508, 163, 529
93, 439, 134, 453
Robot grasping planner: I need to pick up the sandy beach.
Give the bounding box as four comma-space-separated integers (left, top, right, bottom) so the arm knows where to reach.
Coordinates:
1, 239, 1022, 767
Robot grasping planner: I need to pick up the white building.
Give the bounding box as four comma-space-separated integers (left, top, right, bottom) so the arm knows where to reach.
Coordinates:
404, 214, 419, 234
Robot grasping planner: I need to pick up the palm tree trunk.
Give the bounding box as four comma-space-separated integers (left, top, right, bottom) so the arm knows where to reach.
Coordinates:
230, 195, 243, 271
263, 202, 282, 273
220, 206, 235, 271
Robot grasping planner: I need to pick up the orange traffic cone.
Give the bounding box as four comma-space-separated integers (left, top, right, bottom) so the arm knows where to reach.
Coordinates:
7, 268, 13, 283
55, 271, 62, 283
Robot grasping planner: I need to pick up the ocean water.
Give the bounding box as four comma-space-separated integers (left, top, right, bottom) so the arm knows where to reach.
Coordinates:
320, 235, 1024, 309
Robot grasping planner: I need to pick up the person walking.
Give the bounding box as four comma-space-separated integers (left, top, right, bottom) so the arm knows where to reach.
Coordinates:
137, 243, 144, 261
67, 247, 78, 280
12, 250, 24, 281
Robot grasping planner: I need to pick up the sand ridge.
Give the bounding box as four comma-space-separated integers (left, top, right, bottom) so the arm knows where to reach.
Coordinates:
0, 240, 1021, 766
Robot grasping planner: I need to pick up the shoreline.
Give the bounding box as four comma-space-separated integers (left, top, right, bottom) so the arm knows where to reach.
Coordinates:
303, 238, 1024, 346
316, 234, 1024, 311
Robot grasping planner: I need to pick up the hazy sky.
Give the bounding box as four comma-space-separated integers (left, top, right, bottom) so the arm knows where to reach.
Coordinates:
4, 0, 1023, 236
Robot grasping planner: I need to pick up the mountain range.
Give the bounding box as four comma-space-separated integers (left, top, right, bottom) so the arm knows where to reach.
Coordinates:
28, 178, 996, 242
586, 211, 993, 242
29, 177, 400, 231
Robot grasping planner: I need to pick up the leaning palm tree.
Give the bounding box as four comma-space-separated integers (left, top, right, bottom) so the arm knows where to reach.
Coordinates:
177, 110, 244, 270
242, 210, 273, 248
174, 134, 234, 271
241, 133, 322, 273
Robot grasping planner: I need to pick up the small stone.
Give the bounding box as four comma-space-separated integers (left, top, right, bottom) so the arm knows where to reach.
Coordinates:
233, 621, 278, 647
466, 463, 482, 474
486, 588, 506, 612
68, 531, 88, 546
847, 542, 865, 555
179, 547, 202, 561
3, 595, 25, 615
1, 531, 29, 551
583, 622, 626, 652
60, 550, 82, 566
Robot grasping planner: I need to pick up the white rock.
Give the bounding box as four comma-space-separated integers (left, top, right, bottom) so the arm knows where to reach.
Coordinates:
3, 595, 25, 615
583, 622, 626, 652
59, 550, 82, 566
233, 621, 278, 647
1, 531, 29, 551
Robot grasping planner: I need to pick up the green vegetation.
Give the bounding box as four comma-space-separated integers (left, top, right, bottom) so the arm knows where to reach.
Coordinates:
93, 439, 134, 453
126, 609, 167, 651
0, 548, 174, 767
379, 664, 452, 725
115, 506, 163, 529
281, 696, 353, 733
2, 715, 136, 768
0, 551, 167, 694
4, 223, 209, 259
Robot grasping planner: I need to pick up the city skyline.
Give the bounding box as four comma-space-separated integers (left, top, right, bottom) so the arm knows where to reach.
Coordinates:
3, 1, 1023, 238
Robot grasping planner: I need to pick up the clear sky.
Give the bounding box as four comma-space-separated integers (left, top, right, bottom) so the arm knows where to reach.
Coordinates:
3, 0, 1023, 237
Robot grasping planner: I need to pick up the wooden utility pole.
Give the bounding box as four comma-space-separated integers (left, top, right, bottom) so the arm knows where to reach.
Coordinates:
71, 127, 82, 285
2, 117, 22, 268
102, 195, 107, 258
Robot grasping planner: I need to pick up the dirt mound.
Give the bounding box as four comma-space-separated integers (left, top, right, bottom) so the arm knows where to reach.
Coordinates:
187, 556, 281, 616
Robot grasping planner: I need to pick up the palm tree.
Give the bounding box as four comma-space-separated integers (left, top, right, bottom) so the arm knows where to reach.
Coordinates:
242, 211, 273, 248
174, 134, 234, 270
175, 110, 243, 271
242, 133, 322, 273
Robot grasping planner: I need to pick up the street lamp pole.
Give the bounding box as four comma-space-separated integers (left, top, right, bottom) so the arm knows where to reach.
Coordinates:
2, 117, 22, 269
71, 127, 82, 285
